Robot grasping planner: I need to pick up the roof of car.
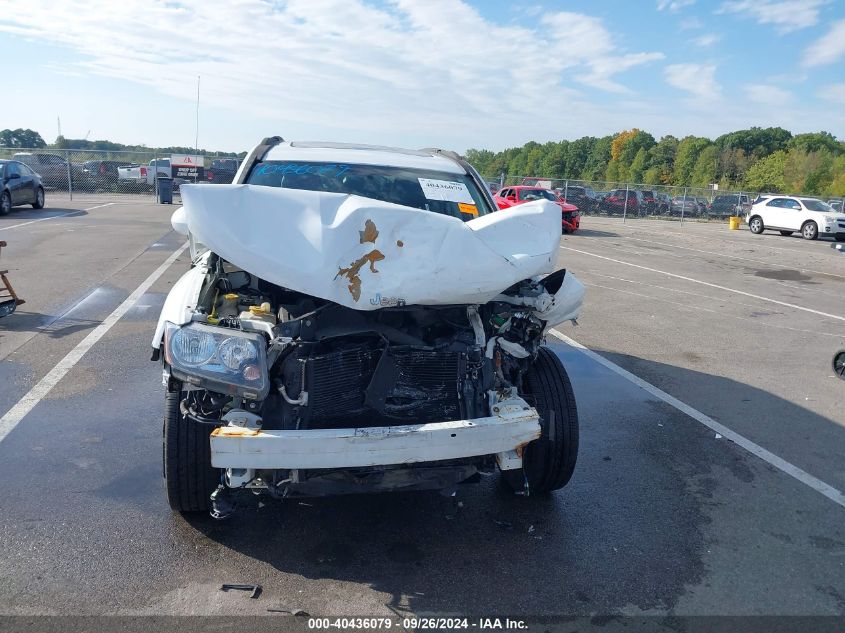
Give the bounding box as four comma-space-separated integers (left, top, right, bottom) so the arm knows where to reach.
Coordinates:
263, 141, 466, 175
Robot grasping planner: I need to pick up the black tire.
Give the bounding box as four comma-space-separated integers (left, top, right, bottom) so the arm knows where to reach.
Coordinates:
749, 215, 764, 234
779, 230, 793, 236
32, 187, 45, 209
834, 351, 845, 381
502, 346, 579, 493
0, 191, 10, 216
802, 221, 819, 241
163, 382, 218, 512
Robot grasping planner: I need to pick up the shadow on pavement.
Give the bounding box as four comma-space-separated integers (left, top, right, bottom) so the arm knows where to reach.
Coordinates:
172, 348, 845, 615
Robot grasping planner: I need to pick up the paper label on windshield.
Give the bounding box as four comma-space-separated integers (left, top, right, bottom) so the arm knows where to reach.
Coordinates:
418, 178, 474, 204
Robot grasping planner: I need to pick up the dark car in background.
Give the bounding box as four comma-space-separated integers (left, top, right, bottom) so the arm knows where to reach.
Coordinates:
556, 185, 599, 214
205, 158, 241, 184
81, 160, 135, 190
655, 192, 671, 214
710, 194, 751, 218
670, 196, 700, 217
1, 160, 45, 214
12, 152, 83, 190
640, 190, 658, 215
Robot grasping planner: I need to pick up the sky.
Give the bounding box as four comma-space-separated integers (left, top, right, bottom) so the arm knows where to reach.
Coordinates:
1, 0, 844, 153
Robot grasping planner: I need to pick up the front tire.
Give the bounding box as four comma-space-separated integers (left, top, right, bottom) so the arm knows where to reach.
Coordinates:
32, 187, 45, 209
749, 216, 764, 234
802, 221, 819, 240
779, 230, 793, 236
0, 191, 10, 216
163, 382, 218, 513
502, 346, 579, 494
834, 350, 845, 381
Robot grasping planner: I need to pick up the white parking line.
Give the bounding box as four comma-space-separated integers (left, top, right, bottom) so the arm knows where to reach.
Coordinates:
620, 234, 845, 280
0, 242, 187, 444
0, 202, 114, 232
549, 329, 845, 509
560, 245, 845, 323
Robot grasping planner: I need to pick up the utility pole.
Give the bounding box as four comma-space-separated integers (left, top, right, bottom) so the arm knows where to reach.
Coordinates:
195, 75, 201, 156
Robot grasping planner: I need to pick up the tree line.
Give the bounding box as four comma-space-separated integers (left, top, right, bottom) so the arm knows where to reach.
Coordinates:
0, 129, 243, 158
466, 127, 845, 197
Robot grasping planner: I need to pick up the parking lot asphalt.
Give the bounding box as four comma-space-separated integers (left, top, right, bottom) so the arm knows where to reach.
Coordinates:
0, 204, 843, 617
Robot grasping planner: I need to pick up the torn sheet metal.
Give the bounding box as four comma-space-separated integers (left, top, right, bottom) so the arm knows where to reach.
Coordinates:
177, 183, 561, 311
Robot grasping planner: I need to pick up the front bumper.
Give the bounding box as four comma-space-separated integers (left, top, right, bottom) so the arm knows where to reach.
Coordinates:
210, 390, 541, 470
562, 215, 580, 232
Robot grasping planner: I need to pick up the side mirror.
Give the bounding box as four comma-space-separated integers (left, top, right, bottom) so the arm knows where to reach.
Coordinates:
171, 205, 189, 236
8, 173, 20, 180
507, 194, 516, 201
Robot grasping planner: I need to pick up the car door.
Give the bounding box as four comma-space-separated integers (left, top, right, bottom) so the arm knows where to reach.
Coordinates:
780, 198, 804, 230
17, 163, 36, 203
5, 162, 23, 204
762, 198, 788, 228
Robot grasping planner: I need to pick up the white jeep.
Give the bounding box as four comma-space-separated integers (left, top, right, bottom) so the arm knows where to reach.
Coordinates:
746, 195, 845, 241
152, 137, 585, 516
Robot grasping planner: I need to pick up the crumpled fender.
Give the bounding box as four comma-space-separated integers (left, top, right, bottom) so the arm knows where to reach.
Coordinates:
176, 184, 562, 310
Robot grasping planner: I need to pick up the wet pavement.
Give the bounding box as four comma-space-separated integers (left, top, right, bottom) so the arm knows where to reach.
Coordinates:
0, 205, 843, 616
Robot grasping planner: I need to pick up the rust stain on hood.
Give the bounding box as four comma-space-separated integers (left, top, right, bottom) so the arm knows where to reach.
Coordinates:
336, 249, 385, 302
359, 219, 379, 244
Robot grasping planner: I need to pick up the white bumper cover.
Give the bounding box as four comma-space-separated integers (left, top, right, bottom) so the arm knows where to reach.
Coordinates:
210, 392, 541, 470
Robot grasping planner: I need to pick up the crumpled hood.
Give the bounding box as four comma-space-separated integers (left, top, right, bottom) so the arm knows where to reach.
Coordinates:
178, 184, 561, 310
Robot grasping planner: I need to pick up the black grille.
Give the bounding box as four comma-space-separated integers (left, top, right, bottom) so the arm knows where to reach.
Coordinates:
302, 344, 464, 428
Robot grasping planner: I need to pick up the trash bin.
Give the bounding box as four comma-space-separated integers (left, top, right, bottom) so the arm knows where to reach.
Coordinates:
728, 216, 741, 230
157, 177, 173, 204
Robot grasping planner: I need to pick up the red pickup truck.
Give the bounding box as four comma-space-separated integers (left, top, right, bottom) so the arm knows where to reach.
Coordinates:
494, 185, 580, 233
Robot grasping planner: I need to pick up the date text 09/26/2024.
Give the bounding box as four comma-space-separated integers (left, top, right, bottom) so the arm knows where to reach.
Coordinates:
307, 617, 528, 630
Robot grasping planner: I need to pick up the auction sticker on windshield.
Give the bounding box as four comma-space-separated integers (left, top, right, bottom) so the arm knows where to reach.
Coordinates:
418, 178, 474, 204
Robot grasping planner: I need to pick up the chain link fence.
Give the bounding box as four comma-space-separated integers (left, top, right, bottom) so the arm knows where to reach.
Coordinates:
0, 147, 241, 202
484, 174, 763, 223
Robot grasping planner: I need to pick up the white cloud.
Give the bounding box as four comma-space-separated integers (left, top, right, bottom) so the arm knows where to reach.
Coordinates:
718, 0, 826, 33
821, 83, 845, 105
745, 83, 792, 105
664, 64, 721, 101
693, 34, 720, 47
540, 12, 664, 93
679, 17, 704, 29
0, 0, 663, 147
802, 19, 845, 67
657, 0, 696, 12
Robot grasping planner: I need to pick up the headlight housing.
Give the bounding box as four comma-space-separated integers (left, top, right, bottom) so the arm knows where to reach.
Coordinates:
164, 322, 269, 399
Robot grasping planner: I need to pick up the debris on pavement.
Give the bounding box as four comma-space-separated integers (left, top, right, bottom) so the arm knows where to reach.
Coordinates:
220, 583, 262, 599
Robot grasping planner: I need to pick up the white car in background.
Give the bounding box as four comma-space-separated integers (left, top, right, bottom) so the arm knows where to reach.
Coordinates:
746, 195, 845, 241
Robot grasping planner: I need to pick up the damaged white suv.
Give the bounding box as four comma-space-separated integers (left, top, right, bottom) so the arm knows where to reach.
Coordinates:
152, 138, 585, 516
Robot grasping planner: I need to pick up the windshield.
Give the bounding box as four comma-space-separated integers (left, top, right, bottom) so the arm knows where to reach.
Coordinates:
519, 188, 556, 202
801, 199, 834, 212
247, 161, 493, 221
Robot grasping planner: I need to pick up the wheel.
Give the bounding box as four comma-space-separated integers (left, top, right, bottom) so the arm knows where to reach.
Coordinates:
801, 221, 819, 241
0, 191, 10, 216
163, 382, 218, 512
779, 230, 793, 236
749, 216, 764, 234
32, 187, 45, 209
502, 346, 579, 494
834, 351, 845, 381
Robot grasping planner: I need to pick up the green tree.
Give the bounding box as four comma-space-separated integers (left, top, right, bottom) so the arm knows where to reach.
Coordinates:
744, 150, 787, 191
0, 128, 47, 148
629, 148, 648, 183
673, 136, 711, 185
689, 145, 718, 187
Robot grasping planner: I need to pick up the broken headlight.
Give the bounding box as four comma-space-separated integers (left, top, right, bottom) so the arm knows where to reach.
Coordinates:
164, 322, 269, 400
